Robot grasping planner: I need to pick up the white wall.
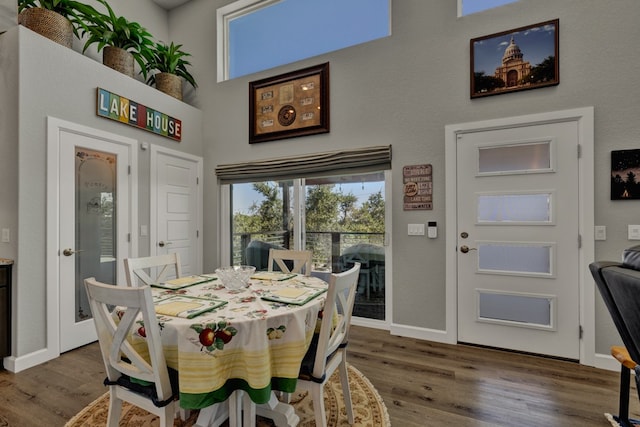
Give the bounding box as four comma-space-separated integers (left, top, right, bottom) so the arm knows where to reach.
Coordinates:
0, 0, 16, 32
165, 0, 640, 358
4, 0, 639, 369
1, 24, 203, 370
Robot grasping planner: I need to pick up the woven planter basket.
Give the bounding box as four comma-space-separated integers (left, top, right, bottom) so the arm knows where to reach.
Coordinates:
103, 46, 135, 78
155, 73, 183, 101
18, 8, 73, 48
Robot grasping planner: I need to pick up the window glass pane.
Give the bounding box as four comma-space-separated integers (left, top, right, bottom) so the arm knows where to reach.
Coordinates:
478, 292, 552, 327
478, 243, 552, 275
306, 172, 386, 321
478, 142, 551, 174
229, 171, 387, 322
231, 180, 292, 268
461, 0, 518, 16
477, 193, 551, 223
227, 0, 390, 79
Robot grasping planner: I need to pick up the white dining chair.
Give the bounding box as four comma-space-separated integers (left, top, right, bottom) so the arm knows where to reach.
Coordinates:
124, 253, 182, 287
84, 277, 182, 427
267, 249, 313, 276
283, 262, 361, 426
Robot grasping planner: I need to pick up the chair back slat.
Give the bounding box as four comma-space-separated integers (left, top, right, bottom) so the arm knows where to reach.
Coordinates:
268, 249, 313, 276
312, 262, 360, 378
84, 277, 173, 402
125, 253, 183, 287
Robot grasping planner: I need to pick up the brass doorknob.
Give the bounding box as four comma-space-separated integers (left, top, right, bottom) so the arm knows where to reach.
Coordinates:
62, 248, 83, 256
460, 245, 477, 254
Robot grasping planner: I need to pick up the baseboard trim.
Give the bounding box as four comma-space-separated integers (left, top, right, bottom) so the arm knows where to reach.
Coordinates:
2, 347, 58, 373
389, 323, 455, 344
594, 351, 623, 372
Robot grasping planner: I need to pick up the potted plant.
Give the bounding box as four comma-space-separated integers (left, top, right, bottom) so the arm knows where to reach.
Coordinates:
143, 41, 197, 101
79, 0, 153, 78
17, 0, 98, 48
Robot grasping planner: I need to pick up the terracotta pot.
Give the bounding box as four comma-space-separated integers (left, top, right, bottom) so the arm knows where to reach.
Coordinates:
18, 8, 73, 48
154, 72, 183, 101
103, 46, 134, 78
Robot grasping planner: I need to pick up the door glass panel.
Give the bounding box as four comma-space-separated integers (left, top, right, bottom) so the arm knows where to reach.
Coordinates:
478, 141, 551, 174
477, 193, 551, 223
478, 243, 552, 275
478, 291, 553, 328
75, 148, 117, 322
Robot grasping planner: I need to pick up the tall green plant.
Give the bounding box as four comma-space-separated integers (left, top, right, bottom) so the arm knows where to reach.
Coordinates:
143, 41, 197, 89
79, 0, 154, 75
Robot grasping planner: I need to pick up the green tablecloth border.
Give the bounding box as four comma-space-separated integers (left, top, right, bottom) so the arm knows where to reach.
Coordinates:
179, 377, 298, 409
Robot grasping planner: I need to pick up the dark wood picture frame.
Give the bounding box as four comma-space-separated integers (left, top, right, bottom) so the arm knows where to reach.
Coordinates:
249, 62, 330, 144
470, 19, 559, 99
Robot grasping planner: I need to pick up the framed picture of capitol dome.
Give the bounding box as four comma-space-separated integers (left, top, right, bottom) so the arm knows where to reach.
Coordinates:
470, 19, 559, 99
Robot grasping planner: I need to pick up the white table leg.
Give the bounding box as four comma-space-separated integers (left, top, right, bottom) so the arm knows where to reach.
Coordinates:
194, 401, 230, 427
255, 392, 300, 427
242, 391, 257, 427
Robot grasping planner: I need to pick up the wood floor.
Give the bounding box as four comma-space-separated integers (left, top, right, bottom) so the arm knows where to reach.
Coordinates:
0, 325, 637, 426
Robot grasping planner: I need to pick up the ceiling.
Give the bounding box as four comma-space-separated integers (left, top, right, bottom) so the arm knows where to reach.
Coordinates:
151, 0, 192, 10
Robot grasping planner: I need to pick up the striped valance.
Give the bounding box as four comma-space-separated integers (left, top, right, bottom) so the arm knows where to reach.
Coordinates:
215, 145, 392, 184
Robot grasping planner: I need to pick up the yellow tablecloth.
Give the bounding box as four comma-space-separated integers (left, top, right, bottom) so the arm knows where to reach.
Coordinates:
122, 274, 327, 409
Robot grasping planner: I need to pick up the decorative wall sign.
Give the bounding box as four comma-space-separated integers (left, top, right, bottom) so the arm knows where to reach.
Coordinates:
470, 19, 559, 99
611, 149, 640, 200
249, 63, 330, 143
403, 164, 432, 210
96, 88, 182, 141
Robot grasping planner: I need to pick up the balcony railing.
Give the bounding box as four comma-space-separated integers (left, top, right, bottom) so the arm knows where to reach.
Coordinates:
232, 230, 386, 320
233, 231, 384, 272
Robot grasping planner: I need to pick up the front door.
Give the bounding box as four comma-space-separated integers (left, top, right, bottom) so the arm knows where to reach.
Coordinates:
151, 147, 202, 276
456, 121, 580, 359
58, 129, 132, 352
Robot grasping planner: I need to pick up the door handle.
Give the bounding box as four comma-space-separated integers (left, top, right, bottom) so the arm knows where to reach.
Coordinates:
459, 245, 477, 254
158, 241, 172, 248
62, 248, 83, 256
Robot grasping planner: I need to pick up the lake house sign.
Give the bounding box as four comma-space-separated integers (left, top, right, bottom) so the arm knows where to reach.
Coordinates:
96, 88, 182, 142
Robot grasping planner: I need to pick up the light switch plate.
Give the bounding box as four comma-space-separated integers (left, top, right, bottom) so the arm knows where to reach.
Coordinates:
408, 224, 425, 236
629, 225, 640, 240
594, 225, 606, 241
1, 228, 8, 243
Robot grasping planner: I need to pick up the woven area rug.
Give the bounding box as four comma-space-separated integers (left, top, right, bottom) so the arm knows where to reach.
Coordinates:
65, 364, 390, 426
605, 413, 640, 427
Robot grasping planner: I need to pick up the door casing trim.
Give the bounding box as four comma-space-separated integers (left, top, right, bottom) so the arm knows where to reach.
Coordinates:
444, 107, 595, 366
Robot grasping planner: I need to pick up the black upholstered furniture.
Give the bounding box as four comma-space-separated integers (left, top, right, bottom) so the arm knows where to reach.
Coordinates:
589, 245, 640, 427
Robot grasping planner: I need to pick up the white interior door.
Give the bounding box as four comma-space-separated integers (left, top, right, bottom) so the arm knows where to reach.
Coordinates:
456, 121, 580, 359
58, 130, 131, 352
151, 147, 202, 275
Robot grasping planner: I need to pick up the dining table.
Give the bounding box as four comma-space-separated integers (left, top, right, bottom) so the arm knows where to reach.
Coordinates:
120, 271, 329, 427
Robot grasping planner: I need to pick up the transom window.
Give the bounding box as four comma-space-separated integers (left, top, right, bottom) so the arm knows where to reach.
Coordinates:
217, 0, 391, 81
459, 0, 518, 16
